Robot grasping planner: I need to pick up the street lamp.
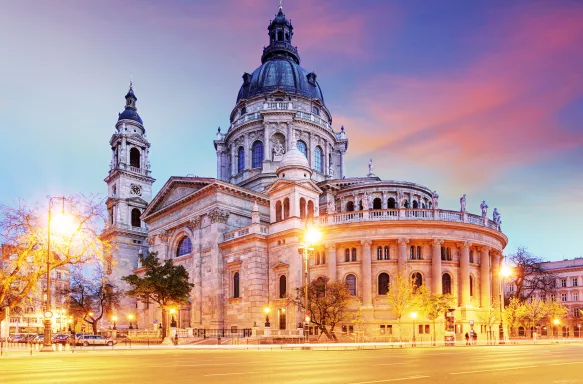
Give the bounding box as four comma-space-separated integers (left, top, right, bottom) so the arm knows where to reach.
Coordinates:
264, 307, 271, 327
112, 315, 118, 330
41, 196, 75, 353
128, 314, 134, 330
553, 318, 560, 340
169, 308, 177, 328
411, 312, 418, 347
499, 263, 512, 344
300, 221, 321, 344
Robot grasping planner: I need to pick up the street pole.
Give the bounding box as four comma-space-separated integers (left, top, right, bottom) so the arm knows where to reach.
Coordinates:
304, 243, 309, 343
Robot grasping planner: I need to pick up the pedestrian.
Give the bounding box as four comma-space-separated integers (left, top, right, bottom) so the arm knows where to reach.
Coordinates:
465, 332, 469, 345
472, 332, 478, 345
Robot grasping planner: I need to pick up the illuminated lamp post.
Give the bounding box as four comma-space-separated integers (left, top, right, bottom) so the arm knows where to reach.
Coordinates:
41, 197, 76, 353
128, 314, 134, 330
553, 319, 560, 341
499, 264, 512, 344
411, 312, 418, 347
301, 221, 321, 343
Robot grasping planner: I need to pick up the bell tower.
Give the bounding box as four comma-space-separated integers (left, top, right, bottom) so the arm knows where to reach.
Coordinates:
102, 82, 155, 324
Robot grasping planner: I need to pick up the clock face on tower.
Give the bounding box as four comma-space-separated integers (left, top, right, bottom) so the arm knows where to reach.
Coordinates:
130, 184, 142, 196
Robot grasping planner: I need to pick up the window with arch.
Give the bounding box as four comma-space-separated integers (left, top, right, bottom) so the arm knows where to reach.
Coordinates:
388, 197, 396, 209
417, 246, 422, 260
297, 140, 307, 158
373, 198, 382, 210
237, 146, 245, 173
279, 275, 287, 298
299, 198, 306, 219
422, 202, 426, 209
384, 246, 390, 260
315, 146, 323, 173
351, 248, 357, 262
131, 208, 141, 228
275, 200, 282, 222
404, 200, 410, 208
307, 200, 314, 219
470, 275, 474, 297
252, 141, 263, 168
378, 273, 389, 295
442, 273, 452, 294
377, 246, 383, 260
412, 272, 423, 291
233, 272, 240, 298
277, 30, 283, 41
283, 198, 290, 219
412, 200, 418, 209
130, 147, 140, 168
344, 249, 350, 262
345, 274, 357, 296
346, 201, 354, 212
176, 237, 192, 257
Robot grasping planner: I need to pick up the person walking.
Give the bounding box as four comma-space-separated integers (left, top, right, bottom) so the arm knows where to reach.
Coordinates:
465, 332, 470, 345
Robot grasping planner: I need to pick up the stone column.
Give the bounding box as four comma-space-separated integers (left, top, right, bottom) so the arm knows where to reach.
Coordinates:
231, 145, 236, 177
432, 239, 443, 294
263, 124, 270, 161
361, 240, 372, 306
460, 241, 471, 306
381, 192, 387, 209
326, 243, 337, 282
480, 247, 491, 308
491, 252, 501, 306
398, 238, 409, 274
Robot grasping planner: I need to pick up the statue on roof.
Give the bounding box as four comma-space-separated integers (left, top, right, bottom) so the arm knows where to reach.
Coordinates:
480, 200, 488, 218
431, 191, 439, 209
368, 158, 374, 176
493, 208, 502, 226
460, 194, 467, 212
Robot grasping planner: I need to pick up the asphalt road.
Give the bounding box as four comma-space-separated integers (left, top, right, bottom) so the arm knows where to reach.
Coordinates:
1, 343, 583, 384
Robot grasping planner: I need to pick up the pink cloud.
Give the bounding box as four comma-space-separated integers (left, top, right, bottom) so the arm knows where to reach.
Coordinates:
340, 4, 583, 187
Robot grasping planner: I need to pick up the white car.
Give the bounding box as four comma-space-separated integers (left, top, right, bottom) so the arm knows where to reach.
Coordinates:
76, 335, 114, 346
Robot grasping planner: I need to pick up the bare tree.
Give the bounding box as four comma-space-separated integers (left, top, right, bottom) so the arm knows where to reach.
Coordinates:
288, 277, 354, 342
0, 195, 112, 323
60, 264, 122, 334
386, 274, 421, 341
506, 247, 557, 302
478, 299, 501, 344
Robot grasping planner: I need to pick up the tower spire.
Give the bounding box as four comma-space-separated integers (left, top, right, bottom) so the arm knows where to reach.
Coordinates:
262, 3, 299, 64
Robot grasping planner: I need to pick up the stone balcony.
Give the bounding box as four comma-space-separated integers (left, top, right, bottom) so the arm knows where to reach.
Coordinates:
319, 209, 500, 231
223, 223, 269, 242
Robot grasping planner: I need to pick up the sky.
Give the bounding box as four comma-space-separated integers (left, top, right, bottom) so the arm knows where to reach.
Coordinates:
1, 0, 582, 261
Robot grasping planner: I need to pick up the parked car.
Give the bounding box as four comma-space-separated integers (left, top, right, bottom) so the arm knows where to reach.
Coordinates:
32, 334, 44, 344
25, 334, 38, 343
7, 334, 26, 343
76, 335, 114, 346
52, 334, 72, 345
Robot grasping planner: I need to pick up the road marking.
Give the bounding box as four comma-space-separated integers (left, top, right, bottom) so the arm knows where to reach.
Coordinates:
374, 363, 407, 366
548, 362, 583, 366
347, 376, 430, 383
450, 365, 540, 375
204, 370, 274, 376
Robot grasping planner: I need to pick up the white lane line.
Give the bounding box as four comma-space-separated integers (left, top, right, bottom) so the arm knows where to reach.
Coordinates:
374, 363, 407, 366
450, 365, 540, 375
548, 362, 583, 366
347, 376, 430, 383
204, 370, 274, 376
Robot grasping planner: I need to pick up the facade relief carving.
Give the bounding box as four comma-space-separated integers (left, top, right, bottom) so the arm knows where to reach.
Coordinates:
186, 216, 201, 232
209, 208, 230, 224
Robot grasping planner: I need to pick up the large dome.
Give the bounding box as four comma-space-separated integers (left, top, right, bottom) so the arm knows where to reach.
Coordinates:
236, 7, 325, 105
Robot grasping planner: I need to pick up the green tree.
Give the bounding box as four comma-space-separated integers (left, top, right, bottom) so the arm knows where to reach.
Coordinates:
0, 195, 111, 323
545, 300, 568, 337
478, 299, 501, 344
386, 274, 420, 341
503, 297, 523, 337
122, 252, 194, 339
417, 286, 455, 345
519, 298, 549, 338
288, 277, 354, 342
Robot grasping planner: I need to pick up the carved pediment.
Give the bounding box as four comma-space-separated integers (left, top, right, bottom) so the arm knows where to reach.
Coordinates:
272, 262, 290, 271
158, 186, 202, 210
126, 197, 149, 206
266, 179, 323, 195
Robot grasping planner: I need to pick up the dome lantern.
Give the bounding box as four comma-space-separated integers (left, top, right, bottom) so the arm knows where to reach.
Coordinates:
118, 80, 143, 125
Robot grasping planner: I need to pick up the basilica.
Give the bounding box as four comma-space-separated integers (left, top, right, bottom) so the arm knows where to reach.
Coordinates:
101, 5, 508, 341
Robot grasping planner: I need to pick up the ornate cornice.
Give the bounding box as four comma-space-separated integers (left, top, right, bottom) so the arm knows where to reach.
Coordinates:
186, 216, 202, 232
209, 208, 230, 224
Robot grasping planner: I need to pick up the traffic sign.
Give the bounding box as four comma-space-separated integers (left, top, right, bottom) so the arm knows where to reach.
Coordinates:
153, 319, 158, 324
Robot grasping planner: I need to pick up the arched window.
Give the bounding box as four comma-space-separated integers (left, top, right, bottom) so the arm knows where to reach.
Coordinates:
384, 246, 390, 260
412, 272, 423, 291
315, 146, 323, 172
307, 200, 314, 219
252, 141, 263, 168
344, 249, 350, 262
277, 30, 283, 41
346, 274, 357, 296
413, 200, 419, 209
176, 237, 192, 257
130, 148, 140, 168
422, 203, 426, 209
351, 248, 357, 262
470, 275, 474, 297
233, 272, 240, 298
442, 273, 452, 294
346, 201, 354, 212
275, 201, 282, 222
299, 198, 306, 219
378, 273, 390, 295
237, 146, 245, 173
404, 200, 410, 208
388, 198, 396, 209
417, 246, 422, 260
410, 246, 415, 260
131, 208, 141, 227
373, 198, 382, 210
296, 140, 307, 158
359, 200, 364, 211
377, 246, 383, 260
283, 198, 290, 219
279, 275, 287, 298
